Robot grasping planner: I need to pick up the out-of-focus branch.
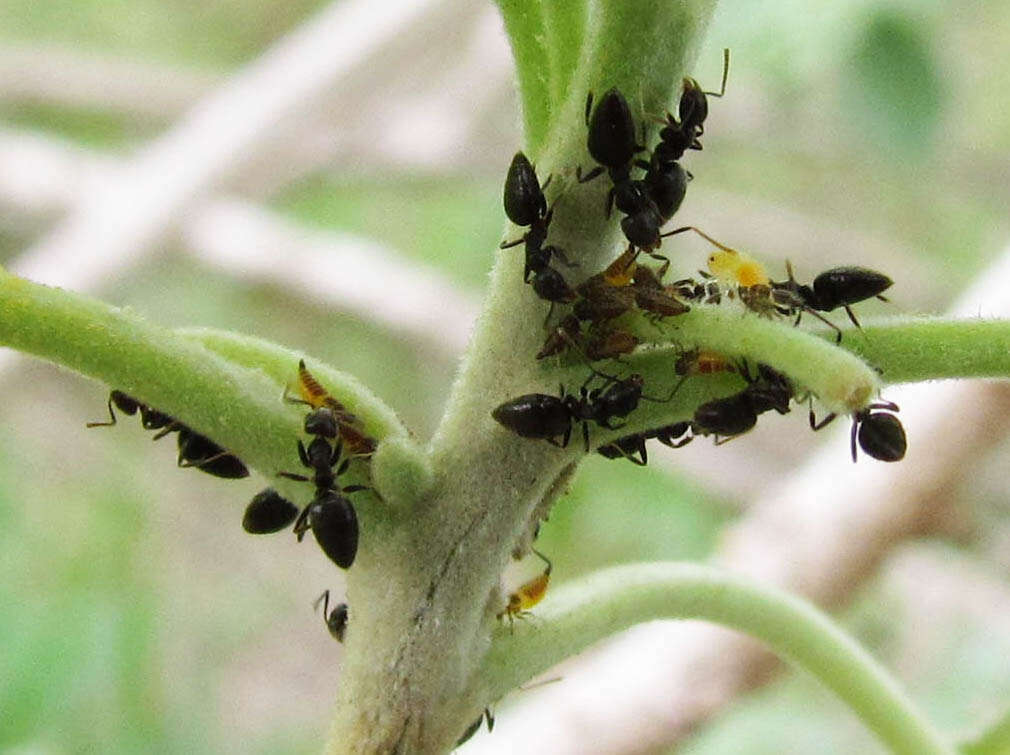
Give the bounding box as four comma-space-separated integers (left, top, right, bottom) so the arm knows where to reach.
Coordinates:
183, 199, 479, 354
6, 0, 448, 292
0, 44, 219, 118
468, 249, 1010, 754
0, 130, 478, 359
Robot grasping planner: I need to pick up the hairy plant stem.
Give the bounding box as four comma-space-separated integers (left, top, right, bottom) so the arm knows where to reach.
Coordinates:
479, 563, 955, 755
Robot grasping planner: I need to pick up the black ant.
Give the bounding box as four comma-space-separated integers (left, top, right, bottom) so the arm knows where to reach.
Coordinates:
809, 400, 906, 462
501, 152, 578, 305
633, 50, 728, 225
492, 370, 672, 451
87, 389, 171, 431
242, 488, 299, 534
772, 262, 893, 342
652, 49, 730, 164
578, 88, 668, 251
691, 363, 793, 442
278, 407, 369, 569
88, 390, 248, 479
314, 589, 349, 643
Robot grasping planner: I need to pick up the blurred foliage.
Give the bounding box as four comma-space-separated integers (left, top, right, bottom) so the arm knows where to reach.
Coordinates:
1, 0, 1009, 752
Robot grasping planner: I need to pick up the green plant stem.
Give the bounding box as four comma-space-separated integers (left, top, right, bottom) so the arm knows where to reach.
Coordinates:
496, 0, 551, 151
0, 269, 300, 473
0, 273, 403, 501
479, 562, 955, 755
843, 317, 1010, 383
623, 303, 882, 414
960, 705, 1010, 755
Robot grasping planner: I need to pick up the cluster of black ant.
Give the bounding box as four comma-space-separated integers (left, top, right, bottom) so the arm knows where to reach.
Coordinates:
88, 360, 375, 648
492, 52, 907, 466
240, 360, 377, 645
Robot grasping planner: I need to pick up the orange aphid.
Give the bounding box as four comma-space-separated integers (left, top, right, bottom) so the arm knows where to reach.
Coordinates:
601, 244, 639, 287
498, 548, 552, 624
706, 247, 770, 288
292, 360, 377, 456
297, 359, 348, 413
676, 348, 736, 377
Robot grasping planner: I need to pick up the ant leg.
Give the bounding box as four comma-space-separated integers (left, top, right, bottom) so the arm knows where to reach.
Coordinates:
850, 418, 860, 463
801, 307, 843, 343
869, 400, 900, 413
500, 235, 526, 250
704, 48, 730, 97
314, 589, 330, 617
151, 420, 182, 441
809, 407, 837, 431
576, 165, 605, 184
484, 708, 495, 733
343, 484, 370, 494
86, 397, 118, 428
542, 302, 556, 330
582, 421, 591, 453
282, 384, 313, 407
584, 91, 593, 125
296, 439, 311, 468
291, 502, 314, 540
178, 448, 231, 469
604, 187, 616, 218
661, 225, 734, 254
713, 434, 741, 446
531, 547, 553, 574
277, 471, 310, 482
842, 304, 863, 330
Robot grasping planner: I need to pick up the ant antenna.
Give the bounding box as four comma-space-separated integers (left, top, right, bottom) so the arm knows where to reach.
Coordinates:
705, 48, 730, 98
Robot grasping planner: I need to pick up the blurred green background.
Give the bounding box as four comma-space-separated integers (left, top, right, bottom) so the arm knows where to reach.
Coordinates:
1, 0, 1009, 752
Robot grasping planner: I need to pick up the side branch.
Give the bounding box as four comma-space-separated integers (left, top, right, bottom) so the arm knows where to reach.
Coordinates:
478, 562, 954, 755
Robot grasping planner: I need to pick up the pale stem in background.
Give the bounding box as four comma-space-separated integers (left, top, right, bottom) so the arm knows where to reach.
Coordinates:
6, 0, 447, 290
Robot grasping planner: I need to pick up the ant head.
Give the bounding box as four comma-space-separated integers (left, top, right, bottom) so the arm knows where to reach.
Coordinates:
305, 407, 339, 438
